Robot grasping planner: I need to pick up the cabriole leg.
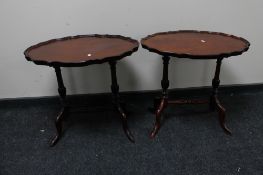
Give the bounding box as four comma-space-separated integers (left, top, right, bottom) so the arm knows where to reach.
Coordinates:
150, 56, 170, 138
50, 66, 68, 147
109, 61, 135, 143
210, 58, 232, 135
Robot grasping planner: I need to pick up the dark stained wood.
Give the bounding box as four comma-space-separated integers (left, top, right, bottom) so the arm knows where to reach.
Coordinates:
141, 30, 250, 59
150, 56, 170, 138
144, 30, 250, 138
210, 58, 231, 135
168, 99, 209, 104
50, 67, 69, 147
24, 34, 139, 67
109, 61, 135, 142
24, 34, 138, 146
150, 97, 168, 138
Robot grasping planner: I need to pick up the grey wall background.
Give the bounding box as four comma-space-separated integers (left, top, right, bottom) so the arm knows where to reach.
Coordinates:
0, 0, 262, 98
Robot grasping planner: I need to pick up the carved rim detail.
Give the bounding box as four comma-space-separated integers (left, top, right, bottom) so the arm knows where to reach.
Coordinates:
141, 30, 250, 59
24, 34, 139, 67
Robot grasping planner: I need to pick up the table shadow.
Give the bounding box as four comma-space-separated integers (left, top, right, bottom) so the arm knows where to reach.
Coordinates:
61, 59, 138, 96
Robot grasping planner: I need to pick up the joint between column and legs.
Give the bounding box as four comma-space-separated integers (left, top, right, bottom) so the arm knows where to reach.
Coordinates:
109, 61, 134, 143
209, 58, 231, 135
50, 66, 68, 147
150, 56, 170, 138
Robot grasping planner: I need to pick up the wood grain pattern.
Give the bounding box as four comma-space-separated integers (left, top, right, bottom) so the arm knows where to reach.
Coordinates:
141, 30, 250, 59
24, 35, 139, 67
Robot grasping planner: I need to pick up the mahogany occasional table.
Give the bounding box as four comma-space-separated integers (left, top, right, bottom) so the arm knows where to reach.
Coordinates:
24, 34, 139, 146
141, 30, 250, 138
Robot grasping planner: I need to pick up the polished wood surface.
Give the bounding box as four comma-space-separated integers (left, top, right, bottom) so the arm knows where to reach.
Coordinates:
109, 61, 135, 142
24, 34, 138, 146
141, 30, 250, 59
143, 30, 250, 138
24, 35, 139, 66
50, 66, 68, 147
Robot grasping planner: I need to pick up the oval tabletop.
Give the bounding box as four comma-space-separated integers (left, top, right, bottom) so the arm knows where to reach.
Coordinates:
24, 35, 139, 66
141, 30, 250, 59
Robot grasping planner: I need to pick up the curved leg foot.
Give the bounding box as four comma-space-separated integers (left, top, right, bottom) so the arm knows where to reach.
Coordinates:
215, 98, 232, 135
49, 107, 68, 147
109, 61, 134, 143
116, 104, 135, 143
210, 58, 231, 135
150, 98, 167, 139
